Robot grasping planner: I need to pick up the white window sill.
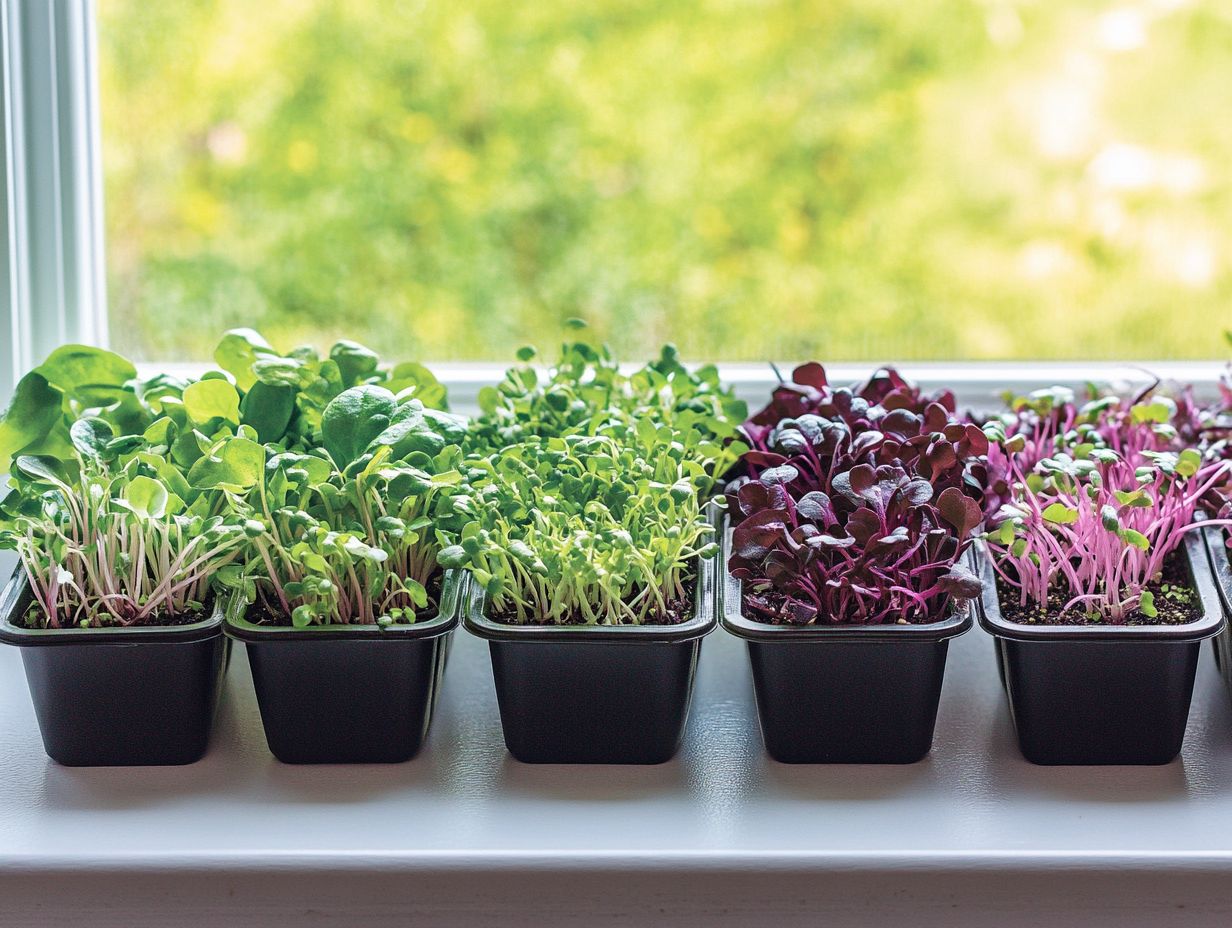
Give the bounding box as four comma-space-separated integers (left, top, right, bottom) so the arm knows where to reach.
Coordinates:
141, 359, 1230, 416
2, 610, 1231, 925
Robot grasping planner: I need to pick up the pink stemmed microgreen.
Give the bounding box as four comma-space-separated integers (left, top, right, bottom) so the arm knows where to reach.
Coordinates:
0, 419, 248, 629
983, 390, 1232, 622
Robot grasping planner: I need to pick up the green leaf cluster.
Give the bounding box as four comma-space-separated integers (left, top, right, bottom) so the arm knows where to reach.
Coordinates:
208, 388, 470, 627
469, 335, 747, 496
0, 331, 746, 630
445, 338, 746, 625
0, 417, 249, 628
0, 333, 456, 629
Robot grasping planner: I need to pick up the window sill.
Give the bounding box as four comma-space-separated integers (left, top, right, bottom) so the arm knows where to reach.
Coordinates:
141, 359, 1230, 416
2, 610, 1231, 925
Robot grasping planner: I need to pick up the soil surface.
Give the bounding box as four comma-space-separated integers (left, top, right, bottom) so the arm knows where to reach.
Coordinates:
490, 575, 697, 626
245, 571, 444, 628
997, 554, 1200, 627
20, 599, 213, 630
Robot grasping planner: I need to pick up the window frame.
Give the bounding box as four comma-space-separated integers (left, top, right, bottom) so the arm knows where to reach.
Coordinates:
1, 1, 1226, 409
1, 0, 107, 397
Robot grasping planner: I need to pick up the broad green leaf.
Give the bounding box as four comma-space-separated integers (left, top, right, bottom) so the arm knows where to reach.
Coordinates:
1114, 489, 1151, 508
35, 345, 136, 394
330, 340, 380, 387
252, 356, 313, 389
996, 519, 1016, 544
239, 381, 296, 443
13, 455, 68, 486
405, 579, 429, 610
106, 435, 145, 456
1079, 396, 1118, 418
387, 361, 448, 410
477, 386, 501, 415
269, 452, 332, 486
69, 417, 116, 461
321, 385, 397, 467
1042, 503, 1078, 524
10, 422, 75, 473
214, 329, 277, 391
136, 451, 193, 502
437, 544, 468, 568
143, 416, 175, 447
1100, 504, 1120, 532
1176, 448, 1201, 479
425, 408, 467, 445
0, 372, 62, 472
171, 428, 208, 469
183, 379, 241, 425
123, 475, 169, 518
636, 416, 659, 447
372, 401, 427, 450
1130, 399, 1175, 424
187, 437, 266, 489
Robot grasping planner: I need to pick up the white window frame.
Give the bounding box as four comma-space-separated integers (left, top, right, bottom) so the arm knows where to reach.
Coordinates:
1, 0, 106, 396
1, 0, 1226, 410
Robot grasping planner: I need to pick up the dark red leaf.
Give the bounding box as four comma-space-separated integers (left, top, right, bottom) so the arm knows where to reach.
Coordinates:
795, 490, 833, 522
935, 564, 982, 600
963, 423, 990, 455
882, 408, 921, 436
792, 362, 829, 391
925, 403, 951, 433
732, 507, 790, 553
737, 481, 788, 516
759, 464, 800, 486
847, 507, 882, 544
901, 478, 933, 506
937, 486, 981, 536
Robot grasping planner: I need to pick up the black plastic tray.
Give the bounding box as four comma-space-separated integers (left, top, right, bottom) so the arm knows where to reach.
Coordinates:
0, 568, 228, 766
463, 554, 715, 764
718, 519, 971, 763
224, 572, 462, 764
1201, 525, 1232, 686
975, 533, 1225, 765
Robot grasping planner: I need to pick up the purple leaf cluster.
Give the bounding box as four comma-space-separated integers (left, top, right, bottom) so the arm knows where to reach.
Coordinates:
726, 364, 987, 626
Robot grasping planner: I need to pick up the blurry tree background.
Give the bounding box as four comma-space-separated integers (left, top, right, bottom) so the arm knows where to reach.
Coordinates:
99, 0, 1232, 362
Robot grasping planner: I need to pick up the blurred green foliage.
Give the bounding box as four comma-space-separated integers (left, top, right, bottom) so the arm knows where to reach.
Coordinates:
99, 0, 1232, 361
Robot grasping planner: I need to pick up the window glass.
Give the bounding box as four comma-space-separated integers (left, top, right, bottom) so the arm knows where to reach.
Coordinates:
98, 0, 1231, 362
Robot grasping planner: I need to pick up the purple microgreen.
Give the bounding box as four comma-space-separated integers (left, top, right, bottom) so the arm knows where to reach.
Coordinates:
728, 363, 989, 626
982, 383, 1232, 623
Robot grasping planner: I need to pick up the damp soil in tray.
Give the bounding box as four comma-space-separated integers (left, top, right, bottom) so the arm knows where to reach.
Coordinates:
241, 573, 444, 627
14, 599, 215, 630
994, 553, 1199, 628
488, 575, 697, 627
